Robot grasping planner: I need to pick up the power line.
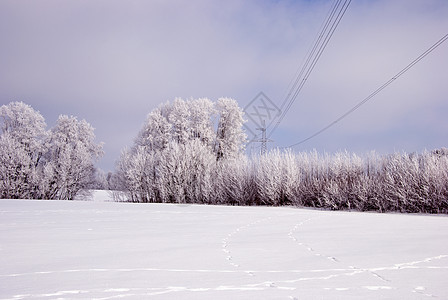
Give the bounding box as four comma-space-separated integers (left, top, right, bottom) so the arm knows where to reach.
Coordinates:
268, 0, 351, 138
285, 33, 448, 149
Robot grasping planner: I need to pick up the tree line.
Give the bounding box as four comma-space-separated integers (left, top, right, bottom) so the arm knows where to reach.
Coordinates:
1, 100, 447, 213
114, 146, 448, 213
112, 98, 448, 213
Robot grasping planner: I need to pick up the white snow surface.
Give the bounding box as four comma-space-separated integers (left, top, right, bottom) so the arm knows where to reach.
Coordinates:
1, 192, 448, 299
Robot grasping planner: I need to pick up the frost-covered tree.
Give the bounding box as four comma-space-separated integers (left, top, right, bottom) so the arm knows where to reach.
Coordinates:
116, 146, 154, 202
189, 98, 216, 148
182, 140, 216, 203
42, 115, 103, 200
169, 98, 191, 145
255, 150, 283, 205
281, 149, 300, 205
136, 108, 172, 151
114, 148, 134, 199
0, 133, 35, 198
114, 97, 248, 203
154, 141, 212, 203
215, 97, 247, 160
158, 141, 188, 203
0, 101, 47, 156
216, 156, 256, 205
0, 102, 103, 200
0, 102, 47, 198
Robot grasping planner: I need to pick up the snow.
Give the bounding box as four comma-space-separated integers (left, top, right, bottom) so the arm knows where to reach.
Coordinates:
1, 195, 447, 299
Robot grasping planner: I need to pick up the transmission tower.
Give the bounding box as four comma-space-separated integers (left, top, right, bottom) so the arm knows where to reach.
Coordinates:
255, 120, 272, 155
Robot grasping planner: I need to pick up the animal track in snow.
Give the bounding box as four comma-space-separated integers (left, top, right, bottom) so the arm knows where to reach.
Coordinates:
221, 216, 273, 270
288, 217, 341, 264
287, 216, 394, 284
412, 286, 437, 298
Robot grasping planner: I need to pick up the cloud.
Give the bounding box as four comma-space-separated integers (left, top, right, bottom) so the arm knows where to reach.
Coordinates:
272, 0, 448, 152
0, 0, 447, 170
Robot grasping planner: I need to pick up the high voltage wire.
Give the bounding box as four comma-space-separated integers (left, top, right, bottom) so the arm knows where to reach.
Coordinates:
282, 0, 351, 120
268, 0, 351, 138
270, 0, 350, 134
285, 33, 448, 149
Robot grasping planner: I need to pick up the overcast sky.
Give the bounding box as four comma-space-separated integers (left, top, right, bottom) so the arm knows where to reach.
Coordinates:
1, 0, 447, 171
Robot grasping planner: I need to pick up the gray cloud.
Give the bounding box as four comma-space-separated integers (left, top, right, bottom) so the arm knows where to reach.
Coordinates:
1, 0, 447, 170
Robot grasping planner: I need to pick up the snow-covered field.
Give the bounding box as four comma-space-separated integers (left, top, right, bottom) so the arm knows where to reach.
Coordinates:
1, 191, 447, 299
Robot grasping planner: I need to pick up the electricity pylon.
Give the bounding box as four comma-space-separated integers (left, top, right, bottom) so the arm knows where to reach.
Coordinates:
255, 120, 272, 155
